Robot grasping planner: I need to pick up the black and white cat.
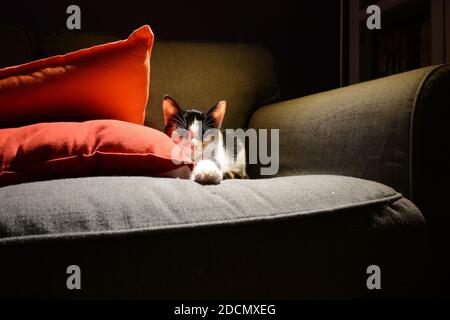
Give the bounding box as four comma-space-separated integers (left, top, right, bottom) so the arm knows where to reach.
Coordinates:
163, 95, 248, 185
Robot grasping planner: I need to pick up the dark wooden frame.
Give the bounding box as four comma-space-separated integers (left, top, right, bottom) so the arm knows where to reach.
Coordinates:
343, 0, 450, 85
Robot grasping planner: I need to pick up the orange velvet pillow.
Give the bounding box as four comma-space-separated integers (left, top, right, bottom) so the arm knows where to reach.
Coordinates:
0, 25, 154, 129
0, 120, 193, 187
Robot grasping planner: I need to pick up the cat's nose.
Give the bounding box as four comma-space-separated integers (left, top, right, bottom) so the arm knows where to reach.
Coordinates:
191, 138, 203, 155
190, 138, 202, 163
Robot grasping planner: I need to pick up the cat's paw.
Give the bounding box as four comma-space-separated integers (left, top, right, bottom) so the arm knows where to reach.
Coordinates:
192, 160, 223, 185
223, 170, 249, 180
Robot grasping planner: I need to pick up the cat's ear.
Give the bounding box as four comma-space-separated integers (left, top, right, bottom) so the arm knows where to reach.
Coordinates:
163, 95, 183, 126
207, 101, 226, 129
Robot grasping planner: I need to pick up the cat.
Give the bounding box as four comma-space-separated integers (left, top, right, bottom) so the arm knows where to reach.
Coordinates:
163, 95, 248, 185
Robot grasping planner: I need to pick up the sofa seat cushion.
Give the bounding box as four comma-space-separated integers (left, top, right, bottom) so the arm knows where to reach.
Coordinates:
0, 175, 423, 242
0, 175, 426, 298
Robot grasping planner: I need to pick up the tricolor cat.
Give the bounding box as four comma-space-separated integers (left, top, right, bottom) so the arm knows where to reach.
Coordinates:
163, 95, 248, 185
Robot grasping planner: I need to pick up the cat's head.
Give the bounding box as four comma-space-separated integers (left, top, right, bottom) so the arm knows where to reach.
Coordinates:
162, 95, 226, 143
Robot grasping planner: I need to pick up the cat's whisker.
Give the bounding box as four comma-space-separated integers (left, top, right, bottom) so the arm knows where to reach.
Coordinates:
169, 113, 184, 126
169, 116, 184, 126
202, 118, 214, 130
170, 117, 187, 129
173, 113, 187, 127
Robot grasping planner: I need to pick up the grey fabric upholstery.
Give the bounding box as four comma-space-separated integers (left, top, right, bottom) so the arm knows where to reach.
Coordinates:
0, 175, 426, 298
0, 175, 417, 241
147, 41, 279, 131
249, 65, 450, 223
248, 65, 450, 297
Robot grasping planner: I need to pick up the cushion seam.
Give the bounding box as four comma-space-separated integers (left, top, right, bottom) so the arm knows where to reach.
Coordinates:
0, 192, 403, 245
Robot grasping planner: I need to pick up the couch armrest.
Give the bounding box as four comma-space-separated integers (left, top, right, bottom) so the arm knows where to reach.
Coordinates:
248, 65, 450, 217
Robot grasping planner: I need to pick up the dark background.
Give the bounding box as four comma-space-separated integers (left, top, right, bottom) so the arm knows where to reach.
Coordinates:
0, 0, 341, 100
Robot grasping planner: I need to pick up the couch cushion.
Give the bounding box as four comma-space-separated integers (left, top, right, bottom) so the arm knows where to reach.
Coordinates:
42, 32, 280, 131
0, 175, 426, 298
0, 120, 192, 188
0, 26, 153, 129
0, 175, 423, 242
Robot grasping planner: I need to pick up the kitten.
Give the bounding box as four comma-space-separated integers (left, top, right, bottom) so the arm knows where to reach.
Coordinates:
163, 95, 248, 185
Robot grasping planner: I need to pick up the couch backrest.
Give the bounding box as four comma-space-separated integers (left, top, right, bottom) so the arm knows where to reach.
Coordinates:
148, 41, 279, 130
40, 31, 280, 131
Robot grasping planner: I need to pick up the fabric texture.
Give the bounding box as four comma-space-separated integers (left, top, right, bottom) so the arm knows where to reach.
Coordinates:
247, 66, 450, 293
0, 174, 420, 240
147, 41, 279, 131
42, 35, 280, 132
0, 25, 153, 128
0, 175, 426, 298
0, 120, 192, 187
249, 64, 450, 221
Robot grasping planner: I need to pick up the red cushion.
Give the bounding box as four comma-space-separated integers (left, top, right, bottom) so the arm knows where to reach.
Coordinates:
0, 25, 154, 129
0, 120, 193, 187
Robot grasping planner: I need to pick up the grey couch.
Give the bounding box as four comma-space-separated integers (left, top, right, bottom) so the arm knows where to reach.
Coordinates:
1, 25, 448, 299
